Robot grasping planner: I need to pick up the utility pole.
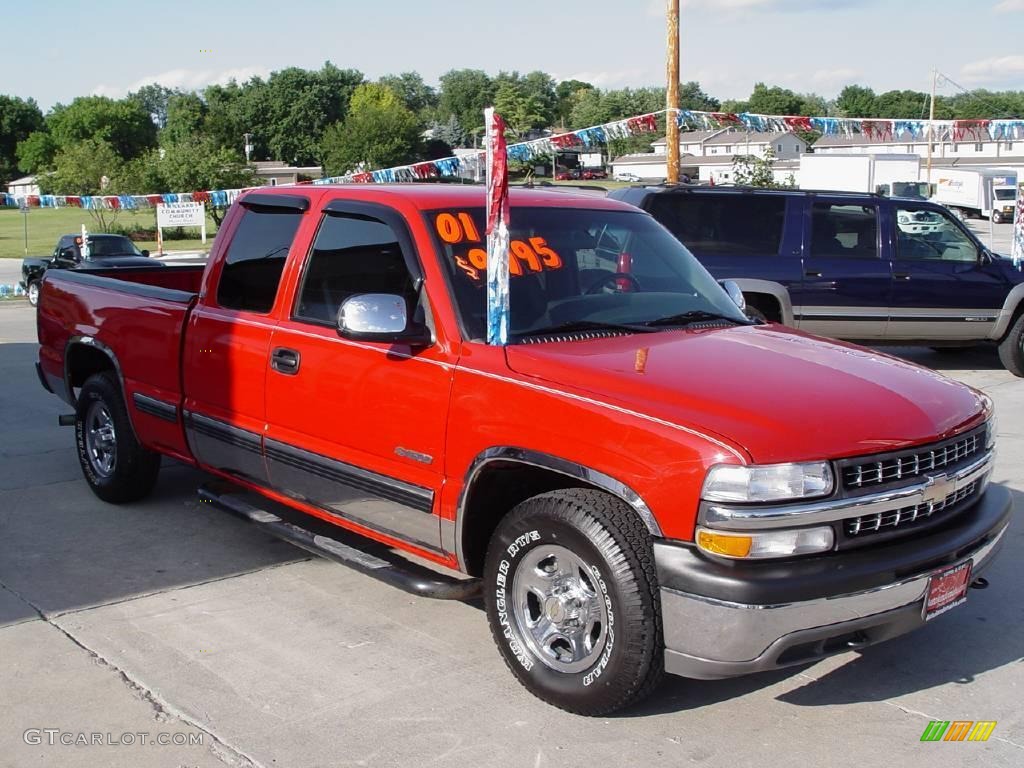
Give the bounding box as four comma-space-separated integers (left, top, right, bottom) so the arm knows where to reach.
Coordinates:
666, 0, 680, 184
926, 69, 936, 185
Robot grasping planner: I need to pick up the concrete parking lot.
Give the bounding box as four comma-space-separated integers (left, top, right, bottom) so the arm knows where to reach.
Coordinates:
0, 299, 1021, 768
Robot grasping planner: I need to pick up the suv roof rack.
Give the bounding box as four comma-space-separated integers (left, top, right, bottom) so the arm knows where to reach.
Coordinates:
650, 184, 888, 199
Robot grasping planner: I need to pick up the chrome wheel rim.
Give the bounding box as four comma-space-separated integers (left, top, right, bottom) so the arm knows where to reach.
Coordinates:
28, 283, 39, 305
512, 544, 609, 673
85, 402, 117, 477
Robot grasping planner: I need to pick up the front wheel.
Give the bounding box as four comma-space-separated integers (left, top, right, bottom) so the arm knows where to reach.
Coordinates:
998, 313, 1024, 377
26, 281, 40, 307
75, 372, 161, 502
484, 489, 664, 715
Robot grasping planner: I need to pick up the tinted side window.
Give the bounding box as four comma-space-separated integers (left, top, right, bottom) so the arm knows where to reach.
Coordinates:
647, 194, 786, 257
810, 203, 878, 259
895, 207, 978, 262
295, 214, 416, 325
217, 207, 302, 313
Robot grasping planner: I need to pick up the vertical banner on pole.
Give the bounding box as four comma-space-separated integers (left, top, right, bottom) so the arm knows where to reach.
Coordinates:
1012, 181, 1024, 270
485, 107, 511, 345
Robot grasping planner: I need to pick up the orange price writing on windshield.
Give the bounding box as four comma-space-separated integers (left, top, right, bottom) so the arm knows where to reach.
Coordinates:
434, 212, 563, 282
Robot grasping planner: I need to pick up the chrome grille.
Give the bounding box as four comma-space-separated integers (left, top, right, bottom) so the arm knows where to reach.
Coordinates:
843, 432, 982, 490
845, 480, 979, 536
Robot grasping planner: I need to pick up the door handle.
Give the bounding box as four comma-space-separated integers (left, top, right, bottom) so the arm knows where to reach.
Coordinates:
894, 273, 912, 281
804, 270, 822, 278
271, 347, 300, 375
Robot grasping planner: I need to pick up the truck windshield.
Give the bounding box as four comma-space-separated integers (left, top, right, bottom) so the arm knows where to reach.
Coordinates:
994, 189, 1016, 201
86, 236, 143, 258
427, 206, 748, 341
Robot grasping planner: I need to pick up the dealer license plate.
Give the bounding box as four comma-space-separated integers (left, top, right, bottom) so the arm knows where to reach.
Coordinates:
923, 561, 972, 621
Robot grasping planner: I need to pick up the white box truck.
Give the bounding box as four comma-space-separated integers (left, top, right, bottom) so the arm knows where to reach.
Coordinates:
930, 168, 1017, 222
798, 154, 929, 198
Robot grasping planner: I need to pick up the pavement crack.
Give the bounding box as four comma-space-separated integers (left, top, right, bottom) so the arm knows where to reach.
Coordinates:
0, 576, 267, 768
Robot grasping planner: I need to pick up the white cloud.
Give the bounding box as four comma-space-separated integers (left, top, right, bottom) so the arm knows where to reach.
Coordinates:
553, 68, 658, 88
91, 66, 271, 98
960, 55, 1024, 85
994, 0, 1024, 12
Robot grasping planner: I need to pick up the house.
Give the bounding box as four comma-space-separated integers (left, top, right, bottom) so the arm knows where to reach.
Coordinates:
6, 175, 40, 197
251, 161, 323, 187
813, 131, 1018, 160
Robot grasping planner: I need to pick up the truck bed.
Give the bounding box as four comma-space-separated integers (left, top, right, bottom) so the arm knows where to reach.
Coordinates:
37, 265, 205, 463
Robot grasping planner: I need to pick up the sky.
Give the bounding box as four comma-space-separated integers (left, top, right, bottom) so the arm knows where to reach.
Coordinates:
2, 0, 1023, 112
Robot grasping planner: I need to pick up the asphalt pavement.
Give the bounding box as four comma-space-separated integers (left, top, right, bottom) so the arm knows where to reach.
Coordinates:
0, 300, 1022, 768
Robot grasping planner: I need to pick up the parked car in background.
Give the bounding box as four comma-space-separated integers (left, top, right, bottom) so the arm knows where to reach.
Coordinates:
20, 234, 160, 307
582, 168, 608, 180
614, 171, 642, 182
608, 185, 1024, 376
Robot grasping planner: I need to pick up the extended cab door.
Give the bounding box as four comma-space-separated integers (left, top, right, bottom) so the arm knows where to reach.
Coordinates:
792, 197, 891, 339
183, 193, 309, 484
886, 202, 1006, 340
263, 200, 455, 556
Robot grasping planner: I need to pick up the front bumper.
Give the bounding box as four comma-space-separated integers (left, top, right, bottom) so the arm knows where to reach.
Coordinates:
657, 484, 1012, 679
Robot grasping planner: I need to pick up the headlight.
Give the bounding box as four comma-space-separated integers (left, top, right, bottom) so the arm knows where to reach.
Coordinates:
986, 413, 997, 449
696, 525, 835, 559
897, 213, 910, 223
701, 462, 834, 503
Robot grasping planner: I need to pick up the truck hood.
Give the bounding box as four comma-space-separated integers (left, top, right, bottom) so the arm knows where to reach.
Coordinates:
505, 325, 987, 464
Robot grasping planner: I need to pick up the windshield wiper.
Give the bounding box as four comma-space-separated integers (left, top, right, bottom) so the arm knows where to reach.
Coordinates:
643, 310, 752, 327
518, 320, 660, 338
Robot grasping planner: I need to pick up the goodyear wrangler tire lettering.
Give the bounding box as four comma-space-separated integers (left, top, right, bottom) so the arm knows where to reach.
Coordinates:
483, 489, 664, 716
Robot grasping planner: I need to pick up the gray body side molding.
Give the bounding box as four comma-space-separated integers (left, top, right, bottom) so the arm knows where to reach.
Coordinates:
447, 446, 663, 573
729, 279, 796, 326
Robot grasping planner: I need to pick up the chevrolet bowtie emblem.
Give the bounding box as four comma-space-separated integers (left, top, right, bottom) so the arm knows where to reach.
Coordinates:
922, 473, 956, 506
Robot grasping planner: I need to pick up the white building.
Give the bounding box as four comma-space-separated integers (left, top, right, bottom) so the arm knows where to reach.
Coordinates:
813, 132, 1019, 162
6, 175, 40, 197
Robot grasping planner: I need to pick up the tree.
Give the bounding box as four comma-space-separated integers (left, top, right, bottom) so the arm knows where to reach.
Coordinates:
47, 96, 157, 160
130, 84, 179, 128
162, 92, 208, 146
568, 87, 610, 129
873, 89, 929, 119
0, 95, 45, 183
493, 77, 547, 137
521, 71, 558, 127
439, 69, 494, 137
43, 139, 126, 228
556, 79, 594, 128
378, 72, 437, 115
321, 84, 421, 174
678, 81, 720, 111
835, 85, 877, 118
15, 131, 57, 173
429, 114, 466, 149
746, 83, 805, 116
732, 146, 791, 188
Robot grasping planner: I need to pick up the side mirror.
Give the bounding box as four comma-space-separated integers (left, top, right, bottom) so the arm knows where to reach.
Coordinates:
141, 249, 150, 258
721, 280, 746, 311
337, 293, 432, 346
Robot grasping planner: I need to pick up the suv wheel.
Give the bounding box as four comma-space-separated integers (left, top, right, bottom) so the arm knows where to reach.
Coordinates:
483, 489, 664, 715
75, 372, 161, 502
998, 313, 1024, 377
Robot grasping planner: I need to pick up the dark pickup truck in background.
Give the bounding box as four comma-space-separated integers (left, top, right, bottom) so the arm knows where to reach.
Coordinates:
20, 233, 159, 307
608, 186, 1024, 376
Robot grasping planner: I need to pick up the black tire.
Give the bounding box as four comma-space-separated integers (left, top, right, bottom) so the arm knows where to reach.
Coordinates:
998, 313, 1024, 378
992, 212, 1003, 224
745, 306, 768, 324
483, 488, 663, 715
75, 372, 161, 503
27, 281, 40, 307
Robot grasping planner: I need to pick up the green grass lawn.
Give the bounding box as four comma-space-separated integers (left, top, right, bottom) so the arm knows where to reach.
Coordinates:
0, 207, 217, 258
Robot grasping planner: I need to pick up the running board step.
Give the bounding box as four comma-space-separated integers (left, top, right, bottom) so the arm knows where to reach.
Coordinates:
198, 484, 481, 601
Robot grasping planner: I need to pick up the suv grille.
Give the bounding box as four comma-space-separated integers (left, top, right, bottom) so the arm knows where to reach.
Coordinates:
844, 480, 979, 537
842, 431, 982, 490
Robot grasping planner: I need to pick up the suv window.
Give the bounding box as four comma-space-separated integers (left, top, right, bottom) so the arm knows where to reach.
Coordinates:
895, 207, 979, 262
646, 194, 786, 257
217, 207, 303, 313
294, 213, 417, 325
810, 203, 878, 259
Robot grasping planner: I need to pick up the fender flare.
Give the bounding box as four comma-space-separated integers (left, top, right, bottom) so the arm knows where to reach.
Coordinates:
991, 283, 1024, 340
448, 446, 663, 573
64, 335, 141, 442
727, 278, 795, 326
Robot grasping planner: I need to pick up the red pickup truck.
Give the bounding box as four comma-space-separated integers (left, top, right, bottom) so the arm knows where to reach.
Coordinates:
36, 185, 1011, 715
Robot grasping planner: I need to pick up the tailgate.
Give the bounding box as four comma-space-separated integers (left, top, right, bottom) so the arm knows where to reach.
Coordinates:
38, 269, 199, 462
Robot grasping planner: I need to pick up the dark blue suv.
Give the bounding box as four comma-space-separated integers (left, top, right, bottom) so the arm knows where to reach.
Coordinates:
609, 186, 1024, 376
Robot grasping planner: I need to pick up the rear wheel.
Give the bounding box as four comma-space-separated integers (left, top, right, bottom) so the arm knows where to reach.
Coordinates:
75, 372, 161, 502
998, 313, 1024, 377
992, 212, 1003, 224
483, 489, 664, 715
26, 281, 40, 307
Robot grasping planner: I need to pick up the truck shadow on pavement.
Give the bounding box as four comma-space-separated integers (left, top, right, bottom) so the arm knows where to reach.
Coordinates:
875, 344, 1006, 372
0, 342, 302, 626
621, 485, 1023, 717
